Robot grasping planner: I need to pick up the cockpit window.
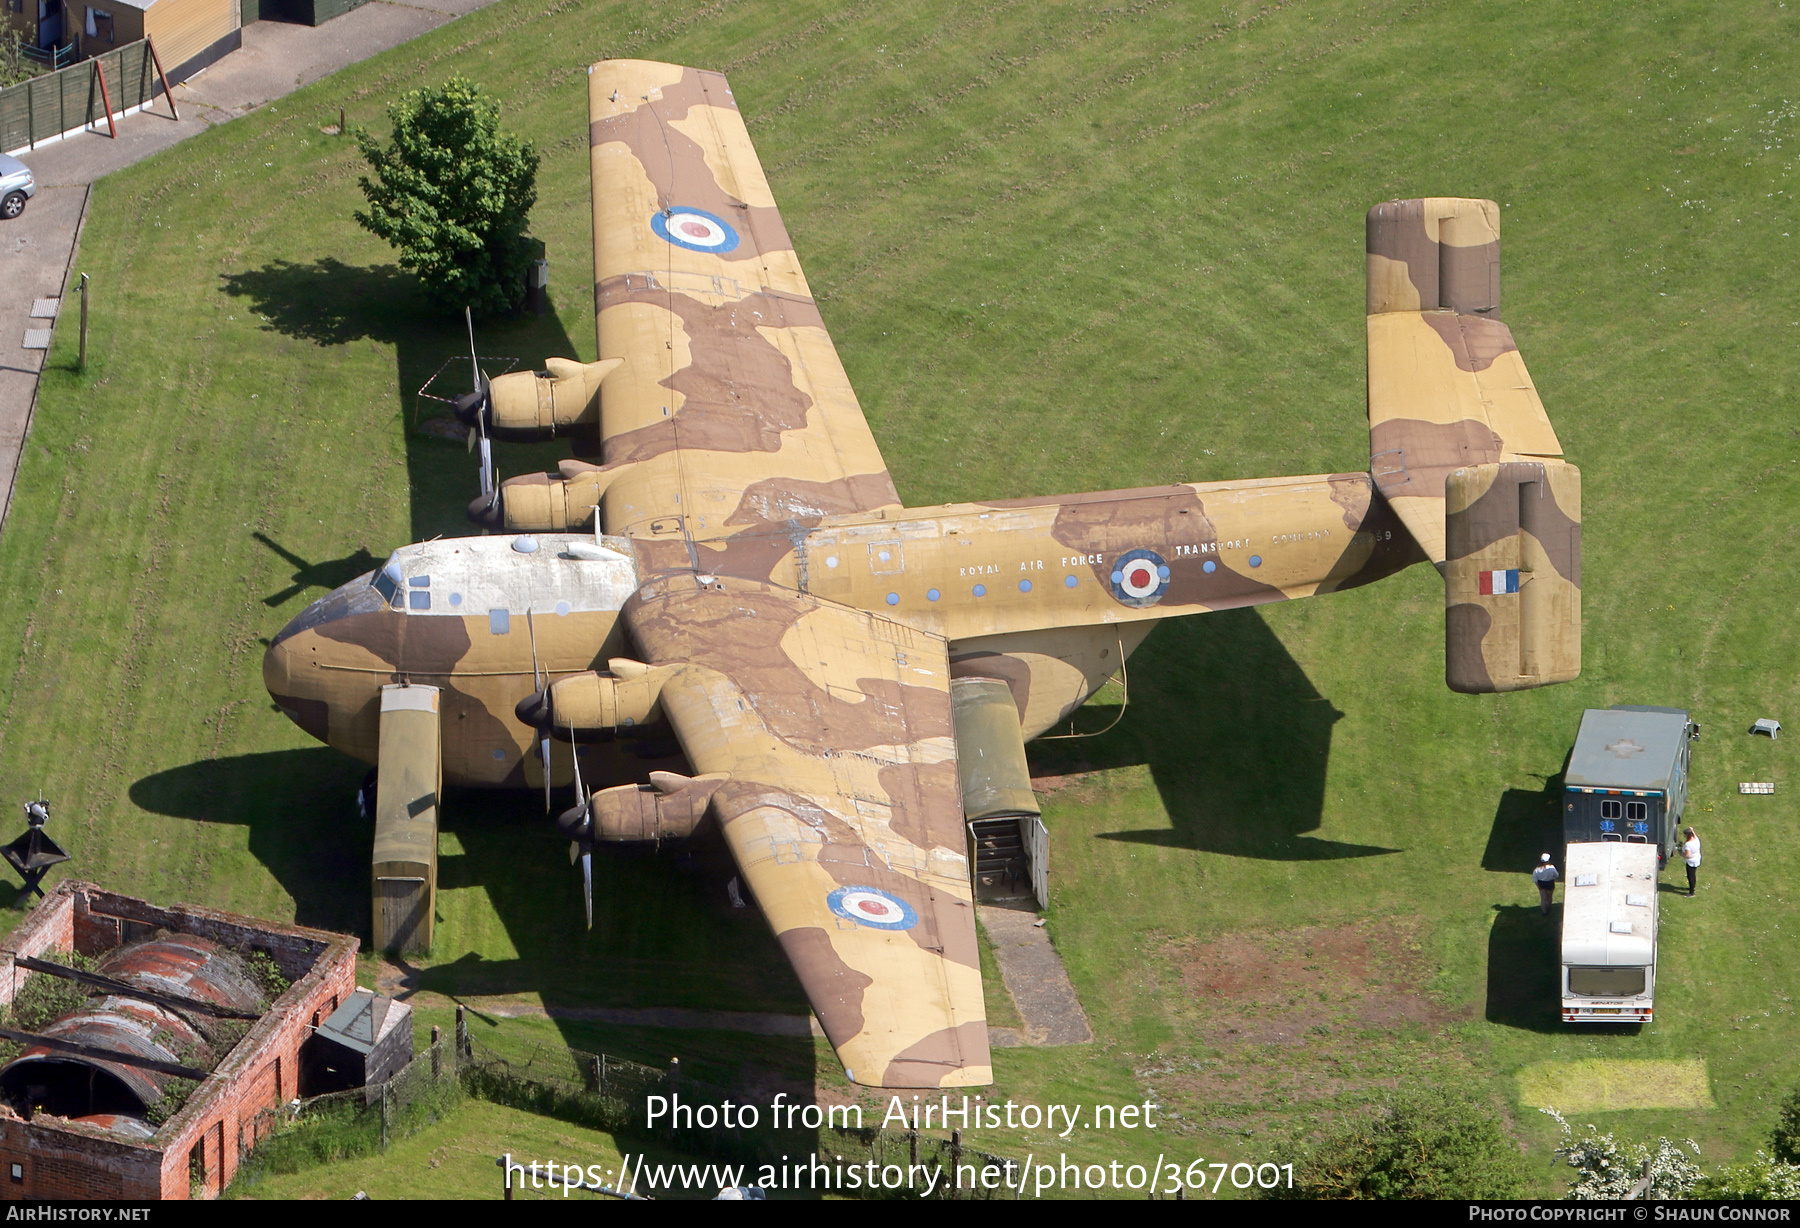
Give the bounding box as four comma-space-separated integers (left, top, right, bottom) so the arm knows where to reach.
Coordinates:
409, 591, 431, 611
371, 565, 400, 606
409, 575, 430, 587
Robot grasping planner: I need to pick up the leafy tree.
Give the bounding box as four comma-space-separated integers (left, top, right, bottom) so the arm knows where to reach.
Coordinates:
1264, 1087, 1528, 1199
1772, 1085, 1800, 1164
1542, 1108, 1704, 1199
1695, 1152, 1800, 1200
1, 31, 36, 88
354, 78, 539, 317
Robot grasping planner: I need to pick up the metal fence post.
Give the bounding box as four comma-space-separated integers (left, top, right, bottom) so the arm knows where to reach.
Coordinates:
430, 1026, 441, 1081
78, 274, 89, 372
379, 1081, 389, 1150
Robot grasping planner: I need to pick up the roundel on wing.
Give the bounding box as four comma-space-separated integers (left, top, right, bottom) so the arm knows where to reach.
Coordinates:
827, 885, 918, 931
650, 207, 741, 254
1109, 548, 1171, 608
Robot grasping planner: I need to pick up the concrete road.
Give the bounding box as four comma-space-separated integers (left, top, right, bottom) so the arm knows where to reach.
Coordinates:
0, 0, 502, 526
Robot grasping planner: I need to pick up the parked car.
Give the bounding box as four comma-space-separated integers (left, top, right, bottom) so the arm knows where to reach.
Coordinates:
1, 154, 36, 220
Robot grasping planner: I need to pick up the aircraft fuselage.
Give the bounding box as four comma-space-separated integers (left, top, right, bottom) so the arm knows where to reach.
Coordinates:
264, 471, 1421, 788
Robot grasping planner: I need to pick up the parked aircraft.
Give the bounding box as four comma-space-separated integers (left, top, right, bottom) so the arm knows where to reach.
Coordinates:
264, 60, 1580, 1089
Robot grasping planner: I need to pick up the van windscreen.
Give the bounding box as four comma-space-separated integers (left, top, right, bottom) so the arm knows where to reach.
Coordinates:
1569, 966, 1647, 997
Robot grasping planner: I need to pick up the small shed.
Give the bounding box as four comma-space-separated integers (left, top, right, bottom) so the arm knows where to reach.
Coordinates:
301, 990, 412, 1097
73, 0, 239, 84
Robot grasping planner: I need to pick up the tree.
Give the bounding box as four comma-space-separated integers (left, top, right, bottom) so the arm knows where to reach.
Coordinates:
1695, 1152, 1800, 1200
355, 78, 539, 317
1263, 1087, 1528, 1199
1, 31, 36, 88
1772, 1084, 1800, 1164
1542, 1108, 1704, 1199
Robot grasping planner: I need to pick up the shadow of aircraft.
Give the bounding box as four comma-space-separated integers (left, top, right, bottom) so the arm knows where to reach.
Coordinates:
129, 748, 371, 933
219, 258, 586, 543
131, 752, 814, 1077
1482, 761, 1569, 873
254, 533, 381, 607
1031, 607, 1400, 861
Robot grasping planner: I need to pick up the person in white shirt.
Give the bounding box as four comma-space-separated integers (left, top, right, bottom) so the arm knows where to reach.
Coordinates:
1532, 853, 1560, 915
1682, 827, 1701, 897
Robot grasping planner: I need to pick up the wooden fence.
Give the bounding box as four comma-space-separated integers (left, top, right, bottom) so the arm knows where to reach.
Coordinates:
0, 40, 166, 157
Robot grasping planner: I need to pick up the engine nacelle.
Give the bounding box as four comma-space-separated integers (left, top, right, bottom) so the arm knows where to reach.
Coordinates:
473, 460, 621, 531
488, 357, 622, 439
587, 772, 728, 843
542, 660, 670, 739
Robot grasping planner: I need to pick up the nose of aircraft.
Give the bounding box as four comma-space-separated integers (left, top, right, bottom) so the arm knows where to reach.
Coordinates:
264, 572, 388, 740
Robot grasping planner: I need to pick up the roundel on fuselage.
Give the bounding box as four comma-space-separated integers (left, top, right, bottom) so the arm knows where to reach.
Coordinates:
1109, 548, 1171, 608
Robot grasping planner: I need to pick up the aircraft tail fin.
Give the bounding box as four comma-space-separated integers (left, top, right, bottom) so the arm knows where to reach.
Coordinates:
1364, 198, 1580, 692
1444, 461, 1581, 693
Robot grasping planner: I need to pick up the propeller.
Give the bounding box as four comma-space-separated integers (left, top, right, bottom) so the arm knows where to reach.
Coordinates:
553, 714, 594, 929
455, 306, 498, 518
524, 609, 553, 814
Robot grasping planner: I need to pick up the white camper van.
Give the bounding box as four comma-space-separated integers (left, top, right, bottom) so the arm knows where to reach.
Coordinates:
1561, 841, 1659, 1024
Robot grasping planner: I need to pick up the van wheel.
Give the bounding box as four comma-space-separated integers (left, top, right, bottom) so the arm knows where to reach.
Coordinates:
0, 192, 25, 221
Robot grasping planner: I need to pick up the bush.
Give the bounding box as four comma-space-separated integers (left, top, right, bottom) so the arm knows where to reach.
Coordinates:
1263, 1087, 1528, 1199
1772, 1086, 1800, 1165
354, 78, 539, 317
0, 32, 35, 89
1542, 1108, 1705, 1199
1695, 1152, 1800, 1200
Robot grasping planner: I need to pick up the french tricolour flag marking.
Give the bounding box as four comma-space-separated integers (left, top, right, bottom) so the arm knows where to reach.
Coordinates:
1478, 569, 1521, 596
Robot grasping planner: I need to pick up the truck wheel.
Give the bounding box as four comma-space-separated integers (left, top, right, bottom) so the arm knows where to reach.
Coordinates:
0, 192, 25, 221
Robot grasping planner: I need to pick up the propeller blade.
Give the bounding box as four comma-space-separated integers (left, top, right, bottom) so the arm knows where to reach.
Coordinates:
465, 426, 476, 454
465, 306, 480, 392
540, 735, 553, 813
479, 430, 494, 498
582, 847, 593, 930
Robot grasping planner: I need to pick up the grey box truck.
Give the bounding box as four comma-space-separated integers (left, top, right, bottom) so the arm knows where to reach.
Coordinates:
1562, 706, 1699, 870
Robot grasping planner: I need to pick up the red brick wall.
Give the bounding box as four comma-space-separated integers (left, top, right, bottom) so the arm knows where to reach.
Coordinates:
0, 882, 360, 1200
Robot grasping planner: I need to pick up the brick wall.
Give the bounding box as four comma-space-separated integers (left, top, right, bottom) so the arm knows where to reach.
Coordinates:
0, 882, 360, 1200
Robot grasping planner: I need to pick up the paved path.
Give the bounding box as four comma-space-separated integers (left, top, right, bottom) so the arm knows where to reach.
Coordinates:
979, 902, 1093, 1047
0, 0, 499, 526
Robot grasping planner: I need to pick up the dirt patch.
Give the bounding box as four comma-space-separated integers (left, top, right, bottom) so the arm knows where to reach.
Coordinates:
1169, 917, 1469, 1044
1140, 918, 1477, 1138
1030, 764, 1098, 796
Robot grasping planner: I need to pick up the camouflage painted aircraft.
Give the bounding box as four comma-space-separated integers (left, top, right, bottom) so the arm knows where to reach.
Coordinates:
263, 60, 1581, 1090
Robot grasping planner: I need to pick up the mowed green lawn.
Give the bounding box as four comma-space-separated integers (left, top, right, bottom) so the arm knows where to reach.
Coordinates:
0, 0, 1797, 1197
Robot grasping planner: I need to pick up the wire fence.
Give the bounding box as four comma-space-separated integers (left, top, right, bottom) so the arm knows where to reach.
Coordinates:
229, 1019, 1017, 1199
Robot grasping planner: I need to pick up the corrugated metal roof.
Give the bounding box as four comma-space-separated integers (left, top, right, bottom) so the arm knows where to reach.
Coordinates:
1565, 707, 1690, 792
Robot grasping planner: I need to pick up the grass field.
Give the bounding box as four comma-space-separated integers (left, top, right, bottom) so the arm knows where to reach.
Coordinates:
0, 0, 1798, 1198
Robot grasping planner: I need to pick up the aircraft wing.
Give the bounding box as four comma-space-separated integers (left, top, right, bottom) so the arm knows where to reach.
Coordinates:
624, 574, 991, 1088
588, 61, 902, 539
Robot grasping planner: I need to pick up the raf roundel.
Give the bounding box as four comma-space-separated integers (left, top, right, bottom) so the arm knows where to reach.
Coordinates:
1109, 548, 1171, 608
650, 207, 741, 254
827, 885, 918, 932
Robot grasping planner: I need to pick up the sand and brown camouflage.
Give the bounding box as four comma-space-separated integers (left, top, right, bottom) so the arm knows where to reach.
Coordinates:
261, 62, 1583, 1087
1364, 197, 1581, 692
